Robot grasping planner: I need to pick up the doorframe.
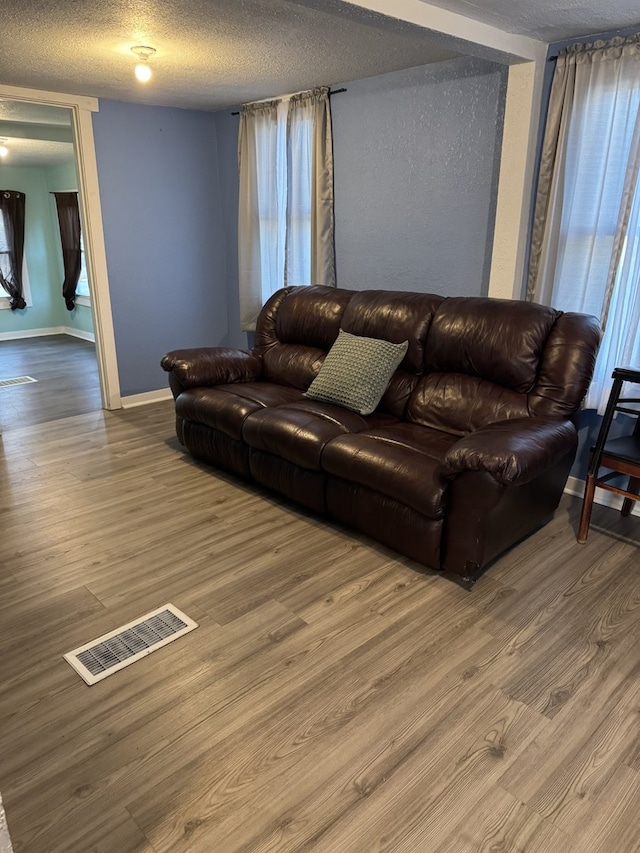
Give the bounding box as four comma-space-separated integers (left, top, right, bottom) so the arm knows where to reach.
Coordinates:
0, 82, 121, 409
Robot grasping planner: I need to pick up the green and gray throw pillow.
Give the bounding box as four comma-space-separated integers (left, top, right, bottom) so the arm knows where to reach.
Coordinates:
304, 329, 408, 415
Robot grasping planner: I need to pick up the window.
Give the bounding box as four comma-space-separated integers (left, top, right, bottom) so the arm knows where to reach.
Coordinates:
237, 88, 335, 330
529, 41, 640, 411
0, 208, 32, 309
76, 232, 90, 300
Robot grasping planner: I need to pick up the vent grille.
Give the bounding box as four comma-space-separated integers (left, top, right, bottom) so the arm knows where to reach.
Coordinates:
64, 604, 198, 685
0, 375, 37, 387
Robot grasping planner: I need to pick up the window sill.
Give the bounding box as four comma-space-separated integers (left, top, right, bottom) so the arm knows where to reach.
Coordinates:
75, 295, 91, 307
0, 297, 33, 310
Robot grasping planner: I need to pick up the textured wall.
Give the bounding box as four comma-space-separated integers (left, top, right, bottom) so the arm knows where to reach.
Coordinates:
92, 100, 228, 396
331, 57, 507, 297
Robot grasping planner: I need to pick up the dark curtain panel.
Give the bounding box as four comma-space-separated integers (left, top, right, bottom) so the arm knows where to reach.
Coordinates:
54, 192, 82, 311
0, 190, 26, 310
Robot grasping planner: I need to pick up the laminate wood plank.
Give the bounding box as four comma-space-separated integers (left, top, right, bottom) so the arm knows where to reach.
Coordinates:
24, 804, 157, 853
125, 595, 527, 853
10, 604, 388, 840
497, 634, 640, 830
248, 686, 545, 853
1, 398, 640, 851
570, 763, 640, 853
0, 336, 101, 431
2, 601, 299, 808
523, 704, 640, 837
472, 525, 630, 639
432, 784, 572, 852
127, 632, 500, 852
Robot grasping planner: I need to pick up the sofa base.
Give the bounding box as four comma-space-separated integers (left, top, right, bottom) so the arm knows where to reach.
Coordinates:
178, 420, 574, 585
182, 422, 251, 479
250, 450, 328, 515
326, 478, 443, 572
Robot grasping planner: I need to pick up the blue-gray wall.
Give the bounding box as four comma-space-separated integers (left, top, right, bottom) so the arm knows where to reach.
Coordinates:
92, 99, 228, 396
331, 58, 507, 296
92, 56, 507, 394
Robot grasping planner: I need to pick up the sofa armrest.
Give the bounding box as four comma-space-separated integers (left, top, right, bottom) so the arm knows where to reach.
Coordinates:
161, 347, 263, 389
441, 418, 577, 486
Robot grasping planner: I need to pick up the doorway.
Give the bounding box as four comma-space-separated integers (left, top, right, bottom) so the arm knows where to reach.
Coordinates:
0, 83, 120, 415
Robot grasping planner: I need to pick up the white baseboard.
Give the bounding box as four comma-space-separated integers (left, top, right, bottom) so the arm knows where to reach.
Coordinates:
121, 388, 173, 408
565, 475, 640, 517
62, 326, 95, 342
0, 326, 95, 343
0, 326, 61, 341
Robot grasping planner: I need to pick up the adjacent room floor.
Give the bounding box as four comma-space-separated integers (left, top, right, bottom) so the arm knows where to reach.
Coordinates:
0, 335, 101, 432
0, 391, 639, 852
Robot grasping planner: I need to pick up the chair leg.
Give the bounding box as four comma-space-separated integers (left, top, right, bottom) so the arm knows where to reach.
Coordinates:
577, 474, 597, 543
621, 476, 640, 517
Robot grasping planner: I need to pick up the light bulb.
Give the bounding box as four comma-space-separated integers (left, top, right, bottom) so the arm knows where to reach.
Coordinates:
135, 62, 152, 83
0, 145, 8, 158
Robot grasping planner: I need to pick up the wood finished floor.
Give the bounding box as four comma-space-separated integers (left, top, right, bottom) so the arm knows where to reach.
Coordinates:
1, 396, 639, 851
0, 335, 101, 432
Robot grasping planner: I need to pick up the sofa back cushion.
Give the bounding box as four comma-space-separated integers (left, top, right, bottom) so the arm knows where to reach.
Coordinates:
254, 287, 600, 427
254, 287, 443, 413
528, 312, 601, 419
407, 296, 593, 435
340, 290, 443, 417
255, 286, 354, 389
425, 297, 560, 391
341, 290, 443, 373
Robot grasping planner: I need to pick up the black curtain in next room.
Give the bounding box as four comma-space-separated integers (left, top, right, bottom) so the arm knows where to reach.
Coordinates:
53, 192, 81, 311
0, 190, 26, 310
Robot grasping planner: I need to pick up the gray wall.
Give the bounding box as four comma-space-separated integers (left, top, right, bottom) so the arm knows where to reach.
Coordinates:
331, 58, 507, 296
213, 56, 508, 349
91, 55, 508, 395
92, 99, 228, 396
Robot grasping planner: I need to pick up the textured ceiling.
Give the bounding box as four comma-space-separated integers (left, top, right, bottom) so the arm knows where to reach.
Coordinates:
0, 0, 638, 119
0, 137, 74, 168
420, 0, 640, 41
0, 4, 636, 203
0, 103, 73, 167
0, 0, 461, 112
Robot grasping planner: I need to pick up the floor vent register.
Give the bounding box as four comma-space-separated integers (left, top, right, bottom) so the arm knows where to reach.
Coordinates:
64, 604, 198, 685
0, 376, 37, 388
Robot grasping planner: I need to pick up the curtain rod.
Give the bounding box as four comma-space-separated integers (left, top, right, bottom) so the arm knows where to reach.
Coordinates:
549, 36, 640, 61
230, 87, 346, 116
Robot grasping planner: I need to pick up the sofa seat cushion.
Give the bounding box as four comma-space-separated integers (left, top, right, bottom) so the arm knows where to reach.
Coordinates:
175, 383, 304, 441
242, 400, 398, 471
321, 423, 458, 518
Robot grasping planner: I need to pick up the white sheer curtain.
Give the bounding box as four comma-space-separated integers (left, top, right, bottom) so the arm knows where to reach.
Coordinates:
528, 37, 640, 412
238, 87, 335, 331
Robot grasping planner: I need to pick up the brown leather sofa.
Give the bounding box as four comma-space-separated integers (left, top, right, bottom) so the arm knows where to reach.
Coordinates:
161, 286, 600, 586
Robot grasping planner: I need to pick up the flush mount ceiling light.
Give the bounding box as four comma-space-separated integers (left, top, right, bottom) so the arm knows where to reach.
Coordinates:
131, 45, 156, 83
0, 138, 8, 158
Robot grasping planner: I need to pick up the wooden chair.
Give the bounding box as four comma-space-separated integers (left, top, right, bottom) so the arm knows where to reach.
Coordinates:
577, 366, 640, 543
